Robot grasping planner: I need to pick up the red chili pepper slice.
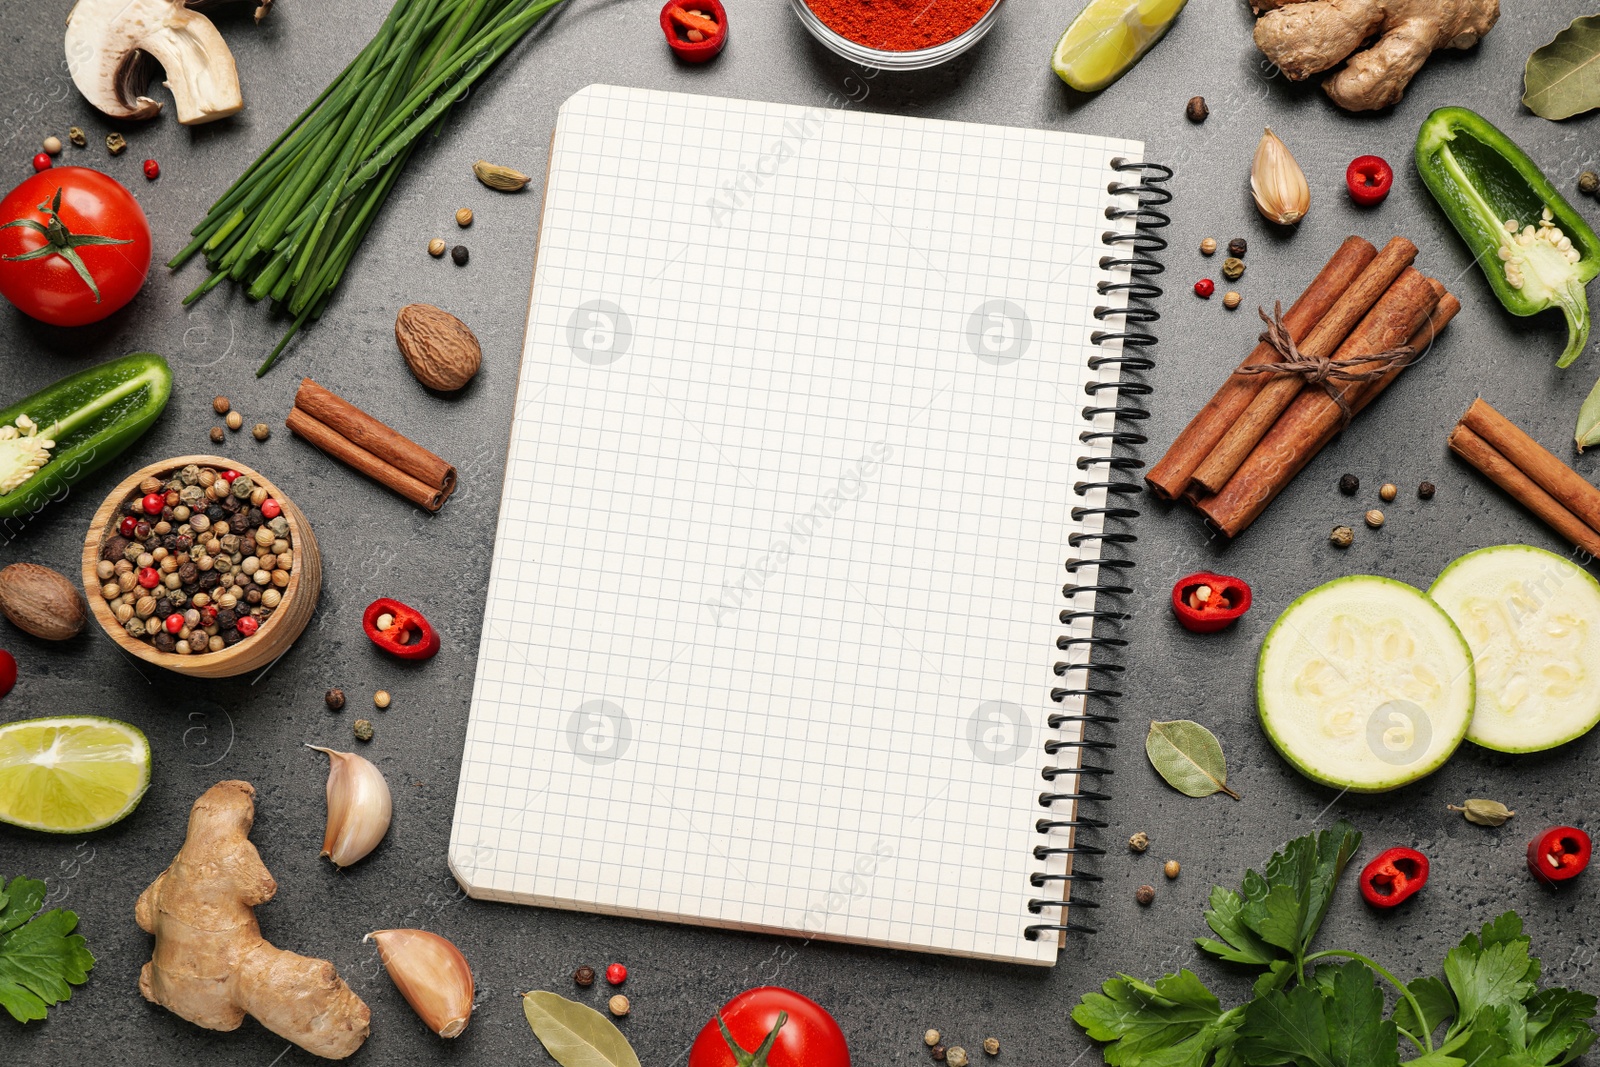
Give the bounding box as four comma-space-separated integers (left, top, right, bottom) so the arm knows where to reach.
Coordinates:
1359, 847, 1428, 908
1527, 826, 1590, 884
1171, 572, 1252, 633
660, 0, 726, 63
0, 650, 16, 699
362, 597, 441, 661
1346, 155, 1393, 207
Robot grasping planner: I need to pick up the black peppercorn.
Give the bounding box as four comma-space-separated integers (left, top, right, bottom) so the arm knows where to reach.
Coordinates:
155, 598, 174, 618
326, 688, 346, 711
198, 571, 221, 590
574, 965, 596, 987
179, 563, 199, 585
932, 1046, 947, 1062
1418, 481, 1436, 500
1185, 96, 1209, 123
222, 628, 243, 646
207, 505, 227, 523
101, 536, 129, 562
451, 244, 469, 266
1227, 237, 1247, 257
153, 632, 177, 653
217, 609, 237, 629
1136, 884, 1156, 906
1338, 473, 1359, 495
246, 588, 263, 606
247, 507, 264, 528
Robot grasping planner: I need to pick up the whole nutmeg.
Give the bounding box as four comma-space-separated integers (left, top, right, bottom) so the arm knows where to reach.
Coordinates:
0, 562, 86, 641
396, 303, 482, 392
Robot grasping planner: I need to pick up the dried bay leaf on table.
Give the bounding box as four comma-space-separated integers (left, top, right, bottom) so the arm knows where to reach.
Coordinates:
1146, 720, 1241, 800
1524, 15, 1600, 120
522, 990, 641, 1067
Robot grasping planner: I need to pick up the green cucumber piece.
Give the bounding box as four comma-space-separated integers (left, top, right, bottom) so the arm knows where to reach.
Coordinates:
1430, 545, 1600, 753
1257, 575, 1475, 793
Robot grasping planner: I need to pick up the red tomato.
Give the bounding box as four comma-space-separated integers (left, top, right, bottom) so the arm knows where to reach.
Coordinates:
0, 167, 151, 326
689, 987, 849, 1067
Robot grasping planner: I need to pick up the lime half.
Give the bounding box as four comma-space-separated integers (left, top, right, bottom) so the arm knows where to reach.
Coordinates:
0, 716, 150, 833
1052, 0, 1189, 93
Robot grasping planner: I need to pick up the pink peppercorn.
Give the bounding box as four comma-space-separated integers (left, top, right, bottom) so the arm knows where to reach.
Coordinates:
143, 159, 160, 180
1194, 278, 1215, 299
261, 499, 281, 520
605, 963, 628, 985
164, 613, 184, 634
137, 567, 160, 589
32, 153, 51, 172
235, 616, 259, 637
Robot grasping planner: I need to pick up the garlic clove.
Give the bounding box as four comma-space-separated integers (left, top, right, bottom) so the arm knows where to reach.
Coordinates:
307, 745, 392, 867
365, 929, 474, 1038
1250, 127, 1311, 226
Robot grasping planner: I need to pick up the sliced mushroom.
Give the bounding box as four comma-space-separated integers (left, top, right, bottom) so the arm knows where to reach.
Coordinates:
65, 0, 243, 125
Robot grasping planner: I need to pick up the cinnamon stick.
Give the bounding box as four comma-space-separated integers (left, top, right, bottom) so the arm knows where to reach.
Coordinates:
1459, 398, 1600, 536
1449, 424, 1600, 557
1145, 236, 1377, 499
1196, 269, 1444, 538
293, 379, 457, 496
287, 407, 448, 512
1188, 236, 1418, 496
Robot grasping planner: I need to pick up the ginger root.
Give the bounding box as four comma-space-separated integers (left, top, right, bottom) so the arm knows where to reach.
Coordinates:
136, 781, 370, 1060
1253, 0, 1500, 112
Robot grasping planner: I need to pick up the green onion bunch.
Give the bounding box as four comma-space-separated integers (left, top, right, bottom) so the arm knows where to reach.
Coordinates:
170, 0, 566, 375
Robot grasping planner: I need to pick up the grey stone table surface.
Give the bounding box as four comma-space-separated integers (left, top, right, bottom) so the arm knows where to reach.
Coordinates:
4, 0, 1600, 1064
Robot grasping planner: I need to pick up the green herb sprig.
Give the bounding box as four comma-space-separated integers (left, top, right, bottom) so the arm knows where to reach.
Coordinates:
1074, 823, 1597, 1067
0, 874, 95, 1023
170, 0, 567, 376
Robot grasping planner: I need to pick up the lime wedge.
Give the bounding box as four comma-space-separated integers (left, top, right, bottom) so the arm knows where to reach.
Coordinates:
1053, 0, 1189, 93
0, 716, 150, 833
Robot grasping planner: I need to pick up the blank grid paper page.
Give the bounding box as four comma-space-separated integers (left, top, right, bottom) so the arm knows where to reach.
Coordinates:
451, 85, 1143, 965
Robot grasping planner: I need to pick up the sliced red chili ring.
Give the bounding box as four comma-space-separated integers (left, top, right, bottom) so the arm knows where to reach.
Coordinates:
362, 597, 441, 661
1170, 571, 1252, 633
1528, 826, 1590, 884
660, 0, 726, 62
1346, 155, 1394, 207
1359, 847, 1428, 908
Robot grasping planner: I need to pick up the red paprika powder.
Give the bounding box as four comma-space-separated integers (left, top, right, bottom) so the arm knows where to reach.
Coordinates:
807, 0, 994, 51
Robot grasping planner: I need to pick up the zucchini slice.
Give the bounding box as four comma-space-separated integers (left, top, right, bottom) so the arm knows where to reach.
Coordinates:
1430, 544, 1600, 753
1257, 575, 1475, 793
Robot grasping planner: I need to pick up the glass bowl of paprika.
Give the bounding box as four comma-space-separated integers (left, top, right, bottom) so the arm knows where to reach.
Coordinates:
789, 0, 1007, 71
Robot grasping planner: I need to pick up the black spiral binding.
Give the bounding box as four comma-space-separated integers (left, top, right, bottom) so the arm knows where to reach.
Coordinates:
1025, 157, 1169, 941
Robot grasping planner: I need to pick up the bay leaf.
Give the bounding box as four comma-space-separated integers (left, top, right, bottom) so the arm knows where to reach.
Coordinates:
522, 990, 642, 1067
1146, 720, 1241, 800
1524, 15, 1600, 120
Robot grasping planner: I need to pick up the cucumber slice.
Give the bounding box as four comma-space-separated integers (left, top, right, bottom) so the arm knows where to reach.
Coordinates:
1257, 576, 1475, 793
1430, 544, 1600, 753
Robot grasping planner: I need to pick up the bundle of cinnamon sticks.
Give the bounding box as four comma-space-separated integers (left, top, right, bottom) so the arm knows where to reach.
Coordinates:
1450, 399, 1600, 557
1148, 236, 1460, 537
287, 378, 458, 512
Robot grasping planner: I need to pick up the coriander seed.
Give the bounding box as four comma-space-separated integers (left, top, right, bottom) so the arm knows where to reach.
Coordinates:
213, 396, 230, 415
1365, 508, 1385, 529
326, 687, 346, 711
226, 411, 243, 431
1136, 884, 1156, 906
451, 244, 469, 266
252, 423, 271, 441
1418, 481, 1436, 500
983, 1037, 1000, 1056
1581, 171, 1600, 196
68, 126, 87, 147
1330, 525, 1355, 548
1223, 291, 1242, 310
428, 238, 446, 257
353, 718, 374, 742
455, 207, 474, 227
608, 994, 630, 1017
43, 135, 62, 155
1338, 473, 1359, 495
925, 1030, 942, 1047
374, 689, 392, 709
1221, 256, 1246, 281
575, 965, 596, 986
1164, 859, 1180, 879
1379, 482, 1398, 502
1186, 96, 1209, 123
1228, 237, 1247, 257
947, 1048, 970, 1067
209, 426, 225, 443
1129, 831, 1149, 852
1200, 237, 1217, 256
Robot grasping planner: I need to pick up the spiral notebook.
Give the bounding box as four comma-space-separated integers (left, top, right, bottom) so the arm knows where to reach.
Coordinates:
449, 84, 1163, 965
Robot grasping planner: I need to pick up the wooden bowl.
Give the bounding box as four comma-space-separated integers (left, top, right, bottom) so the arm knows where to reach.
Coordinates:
81, 455, 321, 678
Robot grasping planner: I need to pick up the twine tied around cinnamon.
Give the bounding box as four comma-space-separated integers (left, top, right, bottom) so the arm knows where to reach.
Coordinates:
1236, 303, 1419, 424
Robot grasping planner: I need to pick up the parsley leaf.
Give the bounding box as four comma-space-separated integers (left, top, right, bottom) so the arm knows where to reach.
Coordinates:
1444, 913, 1539, 1024
1393, 976, 1457, 1042
1236, 964, 1399, 1067
0, 874, 95, 1023
1073, 970, 1243, 1067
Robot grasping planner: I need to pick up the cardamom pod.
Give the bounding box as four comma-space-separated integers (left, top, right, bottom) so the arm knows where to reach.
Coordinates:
473, 160, 531, 192
1449, 799, 1515, 827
